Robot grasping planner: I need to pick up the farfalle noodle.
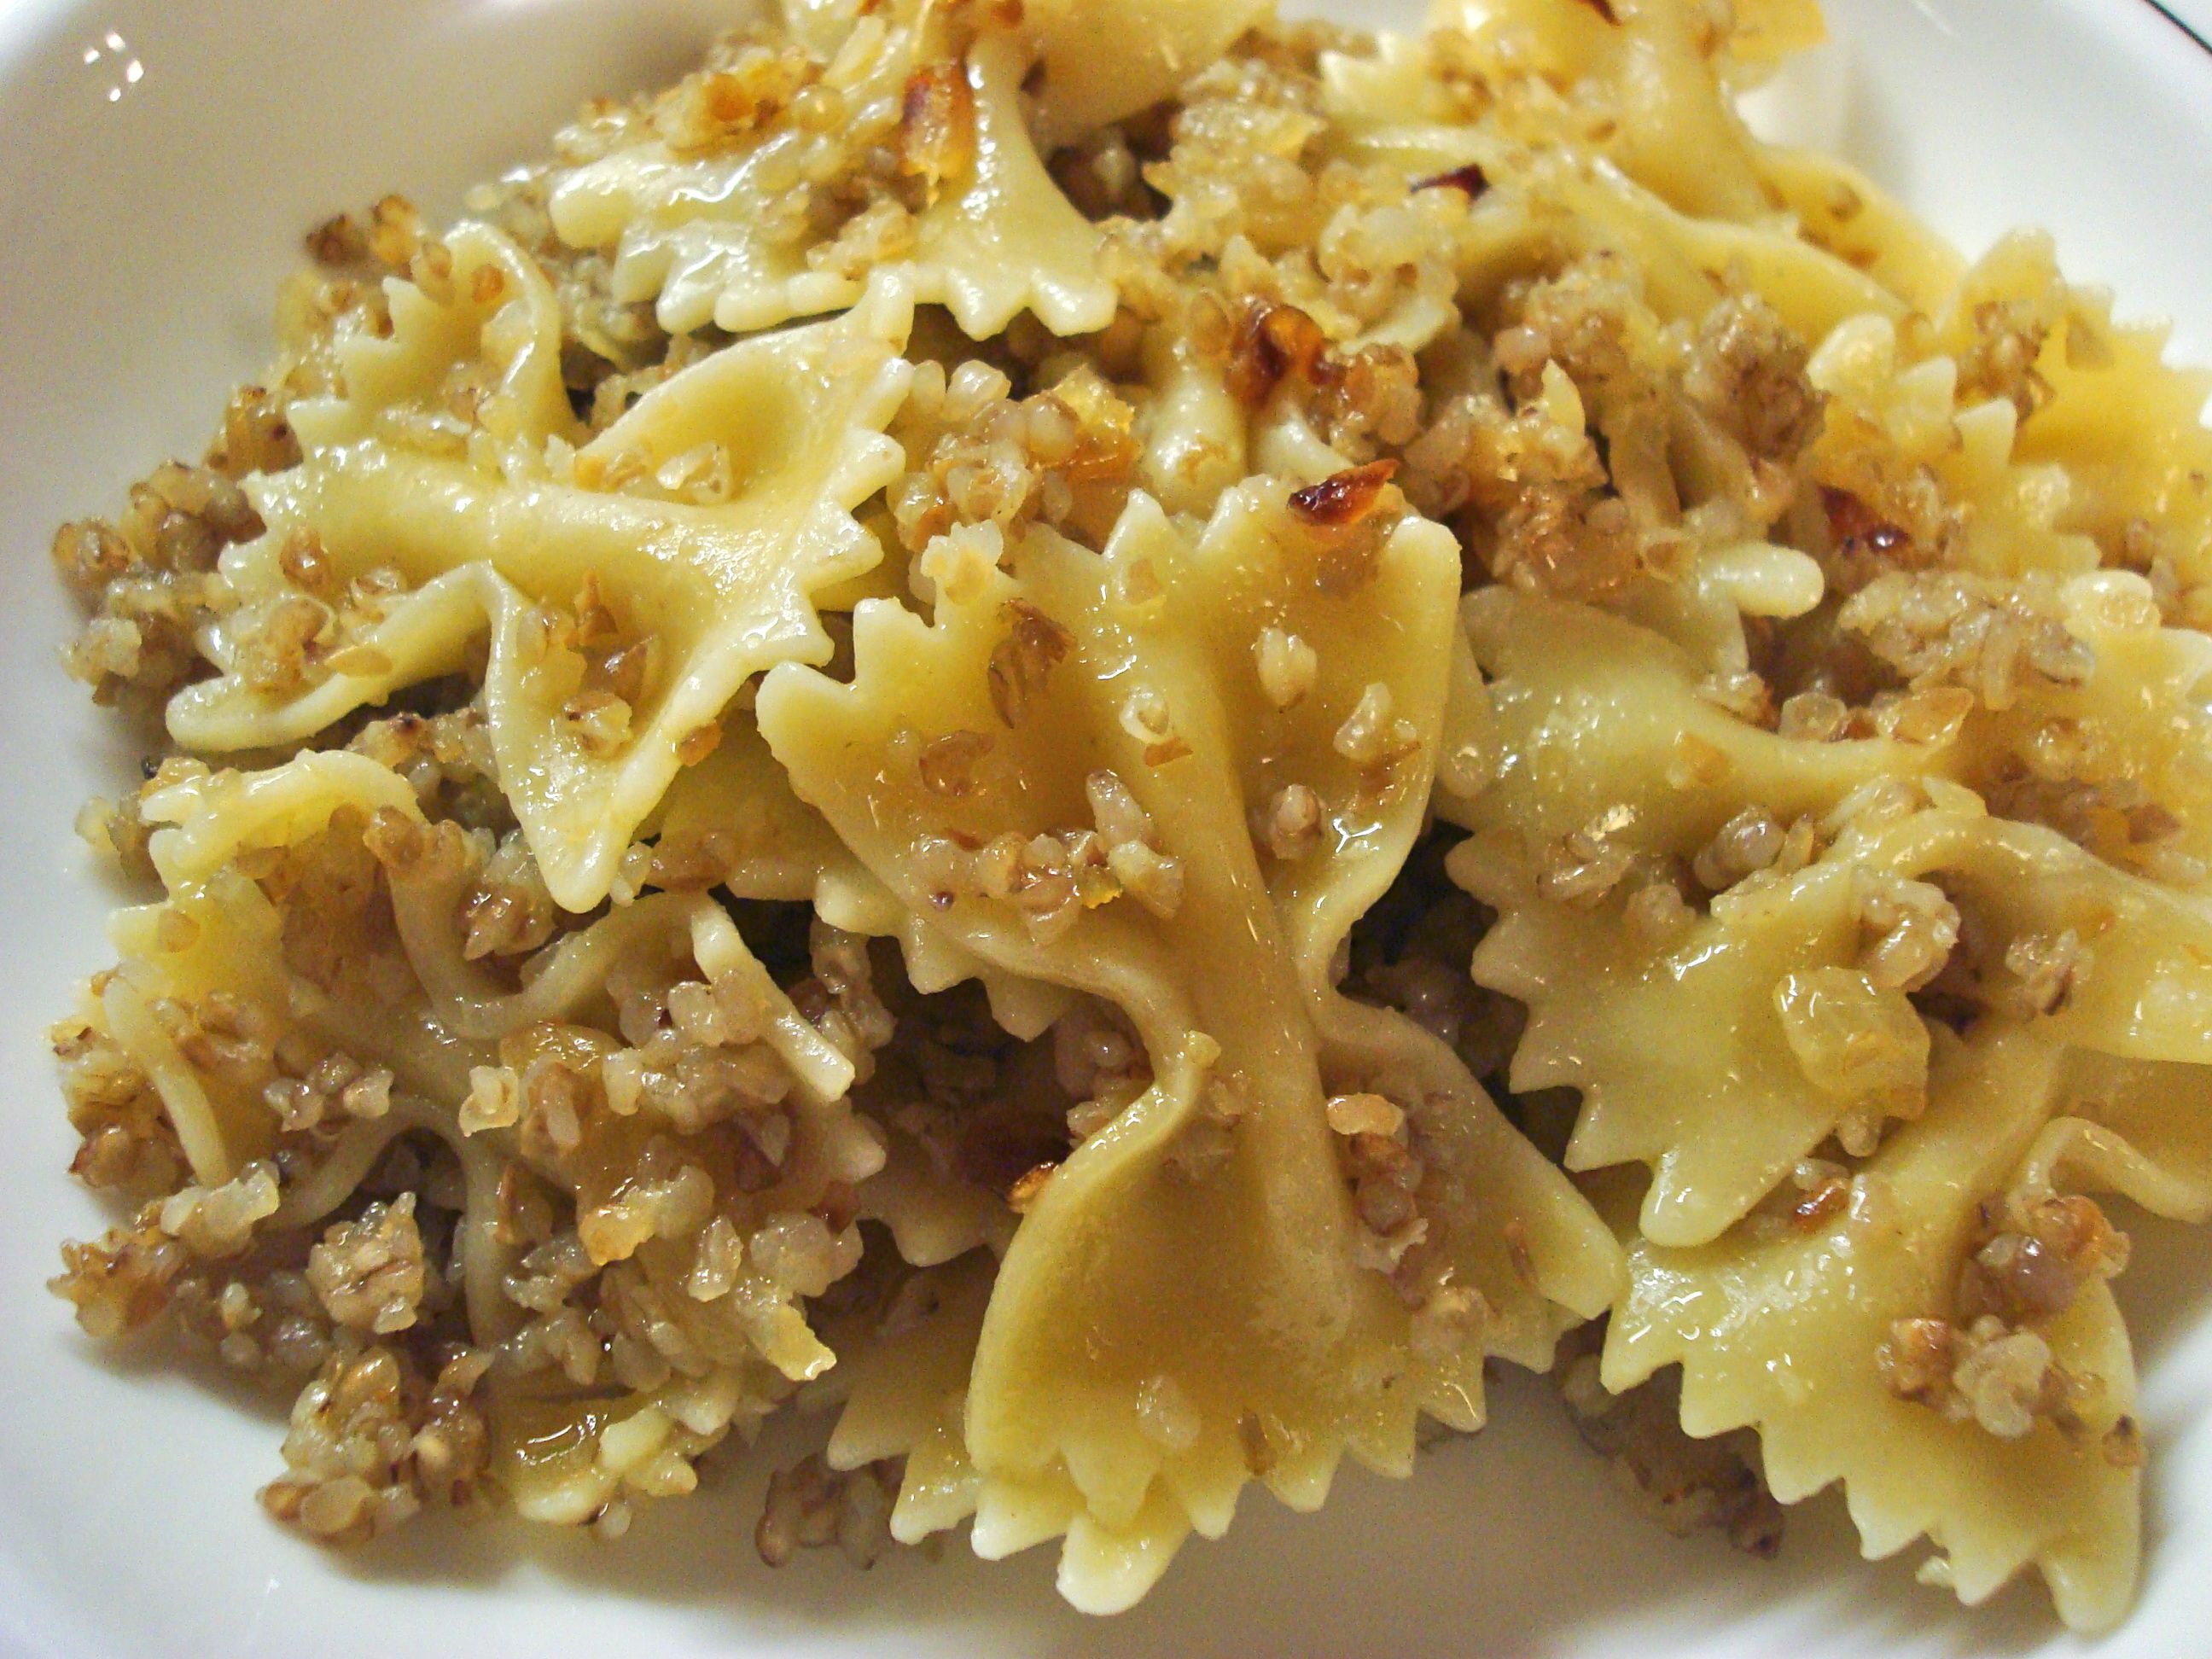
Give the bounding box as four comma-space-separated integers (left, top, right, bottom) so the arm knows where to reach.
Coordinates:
39, 0, 2212, 1636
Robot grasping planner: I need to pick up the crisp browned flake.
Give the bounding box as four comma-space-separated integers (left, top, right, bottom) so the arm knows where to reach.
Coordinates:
1412, 161, 1489, 199
1225, 300, 1330, 408
1820, 486, 1911, 559
1790, 1179, 1851, 1231
1289, 458, 1400, 528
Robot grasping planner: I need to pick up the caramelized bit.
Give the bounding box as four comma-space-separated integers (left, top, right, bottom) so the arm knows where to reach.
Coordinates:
1790, 1178, 1851, 1231
1820, 486, 1911, 560
1412, 161, 1489, 199
1006, 1163, 1057, 1214
1289, 459, 1400, 529
1225, 300, 1330, 408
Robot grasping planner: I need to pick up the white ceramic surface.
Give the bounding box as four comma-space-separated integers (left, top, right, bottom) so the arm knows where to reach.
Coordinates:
2, 3, 2209, 1655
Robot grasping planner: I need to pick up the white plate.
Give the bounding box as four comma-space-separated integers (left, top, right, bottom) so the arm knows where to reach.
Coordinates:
3, 2, 2209, 1654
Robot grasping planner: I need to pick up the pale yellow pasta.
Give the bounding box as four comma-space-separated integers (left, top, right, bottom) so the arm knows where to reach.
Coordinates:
550, 9, 1119, 340
171, 229, 911, 910
40, 0, 2212, 1636
760, 481, 1616, 1605
1601, 1029, 2141, 1631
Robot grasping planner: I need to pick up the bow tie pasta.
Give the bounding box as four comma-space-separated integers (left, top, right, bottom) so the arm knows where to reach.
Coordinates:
40, 0, 2212, 1638
166, 230, 911, 911
759, 480, 1615, 1605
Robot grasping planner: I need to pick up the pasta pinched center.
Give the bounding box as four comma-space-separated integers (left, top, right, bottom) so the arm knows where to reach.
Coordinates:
42, 0, 2212, 1634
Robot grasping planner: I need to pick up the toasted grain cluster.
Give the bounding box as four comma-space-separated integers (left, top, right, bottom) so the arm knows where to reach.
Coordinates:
44, 0, 2212, 1618
47, 771, 1041, 1541
1877, 1192, 2135, 1448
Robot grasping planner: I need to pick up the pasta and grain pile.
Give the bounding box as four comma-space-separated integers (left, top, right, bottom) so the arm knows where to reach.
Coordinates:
44, 0, 2212, 1630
